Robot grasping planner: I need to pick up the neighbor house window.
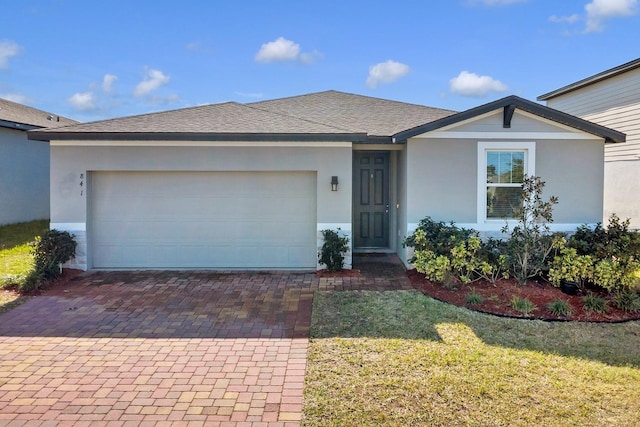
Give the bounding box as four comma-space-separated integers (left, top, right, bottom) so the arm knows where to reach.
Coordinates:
478, 142, 535, 222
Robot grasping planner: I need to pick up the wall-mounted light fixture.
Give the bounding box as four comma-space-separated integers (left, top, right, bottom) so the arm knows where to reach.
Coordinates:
331, 176, 339, 191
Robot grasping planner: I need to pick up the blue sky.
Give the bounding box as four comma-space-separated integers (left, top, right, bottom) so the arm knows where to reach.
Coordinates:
1, 0, 638, 122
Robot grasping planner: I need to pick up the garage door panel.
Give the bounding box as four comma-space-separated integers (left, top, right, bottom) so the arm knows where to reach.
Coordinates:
90, 171, 317, 269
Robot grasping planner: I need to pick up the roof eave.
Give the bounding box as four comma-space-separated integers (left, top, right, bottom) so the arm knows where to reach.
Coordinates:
0, 119, 40, 131
27, 131, 369, 143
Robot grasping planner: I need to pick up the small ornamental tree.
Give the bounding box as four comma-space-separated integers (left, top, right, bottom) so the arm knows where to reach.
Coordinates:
502, 175, 561, 285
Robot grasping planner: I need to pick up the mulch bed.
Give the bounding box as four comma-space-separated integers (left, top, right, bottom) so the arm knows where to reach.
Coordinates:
407, 270, 640, 323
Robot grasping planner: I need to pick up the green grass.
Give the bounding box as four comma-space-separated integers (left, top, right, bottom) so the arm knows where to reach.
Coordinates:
0, 220, 48, 310
304, 290, 640, 426
0, 220, 48, 278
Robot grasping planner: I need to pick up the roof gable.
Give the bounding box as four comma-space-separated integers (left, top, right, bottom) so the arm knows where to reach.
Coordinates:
394, 95, 626, 144
0, 97, 77, 129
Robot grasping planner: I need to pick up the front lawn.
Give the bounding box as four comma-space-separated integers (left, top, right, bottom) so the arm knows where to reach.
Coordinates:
0, 220, 48, 311
304, 290, 640, 426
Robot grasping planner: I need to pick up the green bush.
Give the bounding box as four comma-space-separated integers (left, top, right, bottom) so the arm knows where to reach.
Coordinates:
510, 296, 537, 316
406, 219, 509, 286
547, 242, 594, 289
20, 230, 77, 292
613, 290, 640, 313
319, 229, 349, 272
582, 293, 608, 314
404, 217, 475, 259
568, 215, 640, 292
466, 291, 484, 305
547, 299, 573, 317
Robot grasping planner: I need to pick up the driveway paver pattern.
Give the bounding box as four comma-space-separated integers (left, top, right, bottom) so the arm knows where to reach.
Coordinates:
0, 258, 412, 425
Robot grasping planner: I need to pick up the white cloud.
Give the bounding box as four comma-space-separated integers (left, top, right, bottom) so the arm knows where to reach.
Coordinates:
549, 14, 580, 24
366, 60, 410, 88
450, 71, 508, 97
1, 93, 31, 104
0, 40, 21, 69
134, 69, 170, 97
585, 0, 638, 32
255, 37, 300, 63
102, 74, 118, 93
67, 91, 96, 111
550, 0, 637, 33
300, 50, 324, 65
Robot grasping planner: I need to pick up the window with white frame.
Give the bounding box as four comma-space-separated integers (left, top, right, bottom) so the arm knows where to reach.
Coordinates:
478, 142, 535, 222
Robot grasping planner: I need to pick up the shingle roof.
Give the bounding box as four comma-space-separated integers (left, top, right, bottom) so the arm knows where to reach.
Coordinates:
250, 90, 456, 136
538, 57, 640, 101
29, 91, 455, 142
0, 97, 77, 129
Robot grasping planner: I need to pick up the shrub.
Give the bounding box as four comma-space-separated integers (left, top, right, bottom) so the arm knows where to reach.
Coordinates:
613, 290, 640, 313
406, 220, 509, 286
466, 291, 484, 305
547, 299, 573, 317
547, 241, 594, 288
20, 230, 77, 292
404, 217, 475, 259
592, 258, 640, 293
569, 215, 640, 292
502, 176, 561, 285
571, 214, 640, 260
582, 293, 608, 314
510, 296, 537, 316
319, 229, 349, 272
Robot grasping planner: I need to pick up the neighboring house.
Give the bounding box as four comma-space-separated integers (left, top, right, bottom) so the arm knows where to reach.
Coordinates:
28, 91, 624, 271
538, 57, 640, 228
0, 98, 77, 225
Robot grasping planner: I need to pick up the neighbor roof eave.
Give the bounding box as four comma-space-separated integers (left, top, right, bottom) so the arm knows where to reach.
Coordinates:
537, 57, 640, 101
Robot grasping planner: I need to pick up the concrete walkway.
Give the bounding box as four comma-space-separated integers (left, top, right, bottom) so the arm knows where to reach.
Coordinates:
0, 257, 412, 425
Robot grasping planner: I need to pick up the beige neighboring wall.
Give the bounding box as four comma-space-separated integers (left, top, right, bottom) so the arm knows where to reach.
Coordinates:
50, 142, 353, 270
545, 66, 640, 227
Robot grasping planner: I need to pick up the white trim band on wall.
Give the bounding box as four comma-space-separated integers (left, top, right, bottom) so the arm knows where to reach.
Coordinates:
50, 222, 86, 231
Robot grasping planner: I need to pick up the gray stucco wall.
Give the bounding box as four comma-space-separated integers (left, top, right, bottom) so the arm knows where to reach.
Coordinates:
0, 127, 50, 225
604, 161, 640, 228
406, 138, 477, 224
50, 143, 353, 270
404, 137, 603, 227
536, 139, 604, 224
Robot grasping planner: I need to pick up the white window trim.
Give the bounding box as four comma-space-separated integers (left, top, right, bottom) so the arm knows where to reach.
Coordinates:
477, 141, 536, 226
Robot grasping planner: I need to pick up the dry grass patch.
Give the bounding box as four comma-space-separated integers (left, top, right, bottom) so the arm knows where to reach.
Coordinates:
304, 290, 640, 426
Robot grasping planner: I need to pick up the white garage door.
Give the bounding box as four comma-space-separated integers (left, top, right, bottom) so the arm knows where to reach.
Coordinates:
90, 171, 317, 269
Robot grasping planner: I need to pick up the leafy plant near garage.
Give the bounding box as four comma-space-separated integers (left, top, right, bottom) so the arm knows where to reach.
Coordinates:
21, 230, 77, 292
547, 299, 573, 317
319, 229, 349, 272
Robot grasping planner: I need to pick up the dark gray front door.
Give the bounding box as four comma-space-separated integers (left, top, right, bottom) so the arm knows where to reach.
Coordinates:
354, 151, 390, 248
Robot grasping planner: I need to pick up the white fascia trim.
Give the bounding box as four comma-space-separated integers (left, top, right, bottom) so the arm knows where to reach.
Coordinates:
412, 110, 501, 137
418, 131, 601, 140
50, 222, 86, 231
317, 223, 352, 231
50, 140, 354, 148
477, 141, 536, 225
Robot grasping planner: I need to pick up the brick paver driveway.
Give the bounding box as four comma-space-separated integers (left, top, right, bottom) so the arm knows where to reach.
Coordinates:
0, 257, 412, 425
